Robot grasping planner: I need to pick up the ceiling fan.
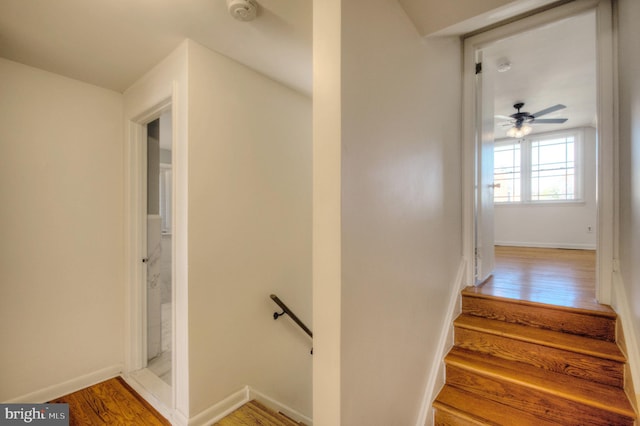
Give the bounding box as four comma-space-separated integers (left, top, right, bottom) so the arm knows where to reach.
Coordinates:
496, 102, 568, 138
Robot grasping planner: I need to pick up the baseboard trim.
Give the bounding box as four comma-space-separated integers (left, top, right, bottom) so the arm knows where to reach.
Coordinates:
415, 259, 466, 426
122, 370, 173, 423
187, 387, 249, 426
183, 386, 313, 426
611, 272, 640, 411
249, 387, 313, 426
5, 364, 123, 404
495, 241, 596, 250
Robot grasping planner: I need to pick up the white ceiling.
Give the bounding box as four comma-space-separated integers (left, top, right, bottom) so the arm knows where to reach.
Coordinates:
483, 11, 597, 138
0, 0, 595, 129
0, 0, 312, 94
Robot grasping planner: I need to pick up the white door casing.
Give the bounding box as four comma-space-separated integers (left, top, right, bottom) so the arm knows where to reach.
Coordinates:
475, 50, 496, 284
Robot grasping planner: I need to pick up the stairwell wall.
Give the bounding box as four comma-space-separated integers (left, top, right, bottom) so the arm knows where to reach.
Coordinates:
616, 0, 640, 408
312, 0, 463, 424
186, 40, 312, 419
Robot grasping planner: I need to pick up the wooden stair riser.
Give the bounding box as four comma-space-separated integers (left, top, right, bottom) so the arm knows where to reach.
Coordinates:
462, 295, 616, 341
445, 364, 635, 426
454, 326, 625, 388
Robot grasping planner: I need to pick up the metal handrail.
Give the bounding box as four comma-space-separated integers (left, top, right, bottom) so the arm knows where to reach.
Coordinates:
270, 294, 313, 339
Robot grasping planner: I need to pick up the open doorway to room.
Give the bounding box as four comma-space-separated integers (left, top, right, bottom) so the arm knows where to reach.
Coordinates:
463, 1, 615, 307
484, 11, 598, 309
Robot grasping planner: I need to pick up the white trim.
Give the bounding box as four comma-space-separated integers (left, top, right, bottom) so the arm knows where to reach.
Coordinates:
187, 387, 249, 426
124, 94, 183, 418
123, 371, 173, 421
415, 259, 466, 426
5, 365, 122, 404
180, 386, 314, 426
249, 387, 314, 426
125, 97, 172, 375
611, 273, 640, 410
594, 0, 616, 305
462, 0, 615, 304
495, 241, 596, 250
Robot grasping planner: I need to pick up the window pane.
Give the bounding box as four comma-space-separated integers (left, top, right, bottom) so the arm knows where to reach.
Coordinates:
494, 142, 520, 203
530, 136, 575, 201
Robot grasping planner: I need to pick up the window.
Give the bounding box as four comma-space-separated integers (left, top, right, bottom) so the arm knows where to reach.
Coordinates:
494, 130, 582, 204
494, 142, 521, 203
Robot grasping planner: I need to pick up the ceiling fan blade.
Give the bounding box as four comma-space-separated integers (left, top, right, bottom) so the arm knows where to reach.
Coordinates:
534, 118, 568, 124
531, 104, 566, 118
494, 115, 513, 120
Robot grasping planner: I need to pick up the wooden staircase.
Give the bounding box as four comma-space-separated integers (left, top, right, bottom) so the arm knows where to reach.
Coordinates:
433, 288, 638, 425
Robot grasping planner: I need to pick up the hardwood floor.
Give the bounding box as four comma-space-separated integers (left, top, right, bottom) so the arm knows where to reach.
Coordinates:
467, 246, 610, 312
213, 400, 304, 426
49, 377, 170, 426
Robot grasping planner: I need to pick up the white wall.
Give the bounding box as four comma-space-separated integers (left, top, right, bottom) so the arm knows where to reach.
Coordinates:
186, 41, 312, 418
312, 0, 343, 424
494, 127, 597, 249
314, 0, 463, 424
0, 58, 124, 401
617, 0, 640, 403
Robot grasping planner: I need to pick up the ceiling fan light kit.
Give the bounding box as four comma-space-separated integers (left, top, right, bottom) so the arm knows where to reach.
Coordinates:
506, 124, 532, 138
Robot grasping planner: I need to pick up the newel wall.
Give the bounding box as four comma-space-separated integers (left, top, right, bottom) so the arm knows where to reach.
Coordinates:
313, 0, 463, 424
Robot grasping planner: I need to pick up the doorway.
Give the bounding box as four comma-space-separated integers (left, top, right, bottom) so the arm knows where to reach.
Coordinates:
462, 0, 615, 304
126, 103, 175, 412
145, 111, 173, 386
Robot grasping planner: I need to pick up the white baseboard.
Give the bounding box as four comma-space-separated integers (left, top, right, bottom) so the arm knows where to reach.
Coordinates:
172, 409, 189, 426
5, 364, 123, 404
415, 259, 466, 426
122, 370, 174, 422
182, 386, 313, 426
249, 387, 313, 426
187, 387, 249, 426
611, 272, 640, 411
495, 241, 596, 250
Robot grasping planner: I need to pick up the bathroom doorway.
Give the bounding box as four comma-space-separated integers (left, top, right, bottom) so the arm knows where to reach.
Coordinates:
145, 111, 173, 386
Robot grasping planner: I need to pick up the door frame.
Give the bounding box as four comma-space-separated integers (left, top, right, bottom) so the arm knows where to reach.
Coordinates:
462, 0, 616, 304
124, 95, 179, 418
127, 97, 171, 372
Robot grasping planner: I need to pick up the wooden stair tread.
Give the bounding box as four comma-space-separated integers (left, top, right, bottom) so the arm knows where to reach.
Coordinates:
455, 313, 625, 361
462, 292, 616, 341
446, 347, 636, 419
434, 385, 565, 426
461, 287, 616, 317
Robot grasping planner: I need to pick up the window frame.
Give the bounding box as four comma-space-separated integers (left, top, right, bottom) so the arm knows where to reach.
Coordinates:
493, 128, 585, 205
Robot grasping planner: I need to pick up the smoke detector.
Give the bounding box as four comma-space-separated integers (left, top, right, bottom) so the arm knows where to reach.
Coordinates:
227, 0, 258, 21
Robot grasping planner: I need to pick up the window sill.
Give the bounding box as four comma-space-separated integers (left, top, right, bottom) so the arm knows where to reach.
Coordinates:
495, 200, 587, 207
